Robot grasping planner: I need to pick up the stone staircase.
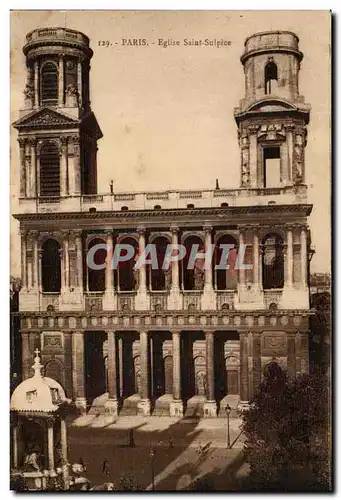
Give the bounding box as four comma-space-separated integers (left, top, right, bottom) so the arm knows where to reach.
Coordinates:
118, 394, 140, 416
151, 394, 173, 416
183, 395, 205, 418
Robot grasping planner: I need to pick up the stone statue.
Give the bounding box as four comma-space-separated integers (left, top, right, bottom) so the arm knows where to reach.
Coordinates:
23, 84, 34, 99
133, 267, 139, 291
24, 450, 40, 472
164, 266, 172, 290
194, 266, 204, 290
66, 83, 79, 97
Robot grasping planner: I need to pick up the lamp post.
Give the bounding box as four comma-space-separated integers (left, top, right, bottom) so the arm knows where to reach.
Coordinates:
225, 404, 231, 449
150, 448, 155, 491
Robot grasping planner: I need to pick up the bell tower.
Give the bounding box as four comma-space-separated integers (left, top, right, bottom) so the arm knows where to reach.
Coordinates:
14, 27, 102, 198
234, 31, 310, 190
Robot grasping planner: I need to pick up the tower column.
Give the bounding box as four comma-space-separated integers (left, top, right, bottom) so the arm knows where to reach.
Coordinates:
29, 138, 37, 198
285, 226, 294, 288
77, 59, 83, 107
47, 419, 55, 473
135, 226, 148, 310
34, 59, 39, 108
203, 225, 213, 291
18, 138, 26, 197
300, 225, 308, 288
32, 231, 39, 290
239, 332, 249, 406
62, 231, 70, 292
72, 332, 86, 413
58, 55, 64, 106
20, 230, 27, 290
253, 229, 259, 288
170, 330, 183, 417
137, 330, 151, 415
75, 230, 83, 289
72, 136, 81, 196
238, 229, 246, 287
103, 230, 116, 310
249, 133, 258, 187
203, 331, 217, 417
168, 225, 182, 310
104, 330, 119, 417
60, 137, 68, 197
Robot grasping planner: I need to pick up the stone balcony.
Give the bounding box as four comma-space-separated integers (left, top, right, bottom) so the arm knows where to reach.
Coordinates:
17, 184, 307, 215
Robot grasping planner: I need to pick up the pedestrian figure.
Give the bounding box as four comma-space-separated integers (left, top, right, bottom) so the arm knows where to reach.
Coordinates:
79, 457, 86, 472
129, 428, 135, 447
168, 437, 174, 449
102, 460, 110, 477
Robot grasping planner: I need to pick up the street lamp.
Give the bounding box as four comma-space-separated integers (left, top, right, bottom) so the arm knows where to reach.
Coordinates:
225, 404, 232, 449
150, 448, 155, 491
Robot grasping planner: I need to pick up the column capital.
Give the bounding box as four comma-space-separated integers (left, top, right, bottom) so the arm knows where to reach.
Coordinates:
170, 224, 179, 234
18, 137, 26, 148
61, 230, 70, 240
205, 330, 214, 337
20, 228, 28, 237
203, 223, 213, 234
46, 416, 55, 428
104, 229, 113, 238
137, 225, 146, 235
172, 329, 181, 336
60, 136, 68, 147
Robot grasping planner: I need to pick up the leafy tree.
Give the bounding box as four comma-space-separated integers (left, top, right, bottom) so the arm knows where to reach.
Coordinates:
242, 368, 331, 490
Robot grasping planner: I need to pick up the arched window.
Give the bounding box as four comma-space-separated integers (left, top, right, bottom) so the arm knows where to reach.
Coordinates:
182, 235, 205, 291
262, 233, 284, 289
41, 62, 58, 105
264, 61, 278, 95
42, 239, 61, 293
40, 142, 60, 197
117, 237, 139, 291
151, 236, 170, 291
215, 234, 238, 290
87, 237, 106, 292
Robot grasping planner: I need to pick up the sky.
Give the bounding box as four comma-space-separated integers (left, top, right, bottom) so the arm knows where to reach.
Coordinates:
10, 10, 331, 276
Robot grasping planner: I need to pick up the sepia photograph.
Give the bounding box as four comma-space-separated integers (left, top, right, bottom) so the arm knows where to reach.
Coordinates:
9, 10, 331, 491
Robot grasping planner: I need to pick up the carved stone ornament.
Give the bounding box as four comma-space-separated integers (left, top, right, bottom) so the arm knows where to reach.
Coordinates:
23, 83, 34, 99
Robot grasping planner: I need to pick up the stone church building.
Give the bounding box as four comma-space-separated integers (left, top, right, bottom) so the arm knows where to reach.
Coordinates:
13, 28, 313, 417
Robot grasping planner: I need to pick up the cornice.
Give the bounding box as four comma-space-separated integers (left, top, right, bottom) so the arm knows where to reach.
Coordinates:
13, 204, 313, 223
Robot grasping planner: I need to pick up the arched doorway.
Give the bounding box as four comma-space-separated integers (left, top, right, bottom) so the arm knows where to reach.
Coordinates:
44, 359, 64, 389
164, 355, 173, 395
84, 331, 107, 403
194, 356, 206, 396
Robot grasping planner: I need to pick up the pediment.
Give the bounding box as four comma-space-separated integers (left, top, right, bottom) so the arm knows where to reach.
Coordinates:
13, 107, 80, 130
246, 98, 297, 114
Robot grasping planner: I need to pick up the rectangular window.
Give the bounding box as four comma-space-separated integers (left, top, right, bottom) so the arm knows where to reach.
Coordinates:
263, 146, 281, 188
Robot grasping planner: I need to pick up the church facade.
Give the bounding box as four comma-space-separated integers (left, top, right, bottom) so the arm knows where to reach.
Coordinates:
13, 28, 313, 417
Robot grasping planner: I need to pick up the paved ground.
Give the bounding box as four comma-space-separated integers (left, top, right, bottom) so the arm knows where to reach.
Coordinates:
66, 415, 247, 490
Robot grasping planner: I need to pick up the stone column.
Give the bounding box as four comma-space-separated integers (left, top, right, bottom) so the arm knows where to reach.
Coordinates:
103, 231, 115, 312
29, 139, 37, 198
239, 332, 249, 406
47, 419, 55, 473
72, 332, 86, 413
203, 225, 213, 291
239, 229, 246, 287
137, 226, 147, 292
19, 138, 26, 197
77, 59, 82, 107
137, 331, 151, 415
286, 226, 294, 288
32, 231, 39, 289
253, 230, 259, 288
300, 226, 308, 288
252, 332, 261, 396
300, 331, 309, 374
287, 333, 296, 380
281, 136, 290, 185
20, 230, 27, 290
12, 423, 19, 469
21, 333, 30, 380
168, 225, 182, 310
60, 137, 68, 197
58, 55, 64, 106
60, 418, 67, 464
62, 231, 70, 292
249, 133, 258, 188
170, 330, 183, 417
135, 226, 148, 310
287, 128, 293, 183
70, 136, 81, 196
34, 59, 39, 108
75, 230, 83, 289
203, 331, 217, 417
104, 330, 119, 417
